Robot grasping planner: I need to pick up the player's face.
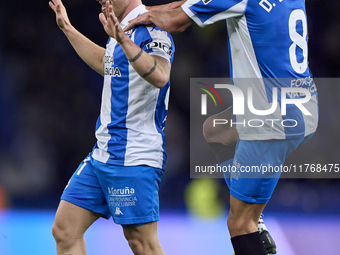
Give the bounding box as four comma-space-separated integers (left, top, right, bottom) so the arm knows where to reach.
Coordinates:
97, 0, 109, 15
97, 0, 129, 21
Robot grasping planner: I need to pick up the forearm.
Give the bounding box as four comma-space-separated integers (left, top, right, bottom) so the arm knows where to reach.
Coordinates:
62, 26, 105, 75
119, 38, 170, 88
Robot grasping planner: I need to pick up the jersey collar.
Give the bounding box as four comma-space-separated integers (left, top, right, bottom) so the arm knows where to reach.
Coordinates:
120, 5, 147, 30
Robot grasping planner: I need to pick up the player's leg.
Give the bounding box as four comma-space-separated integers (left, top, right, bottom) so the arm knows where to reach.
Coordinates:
122, 222, 165, 255
226, 140, 280, 255
93, 162, 165, 254
228, 196, 268, 255
203, 108, 276, 254
52, 200, 101, 254
228, 136, 314, 255
52, 154, 111, 254
203, 106, 238, 164
228, 196, 266, 237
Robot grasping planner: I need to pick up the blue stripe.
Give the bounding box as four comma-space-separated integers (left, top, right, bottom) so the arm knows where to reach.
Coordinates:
107, 43, 129, 164
134, 26, 175, 169
155, 84, 169, 169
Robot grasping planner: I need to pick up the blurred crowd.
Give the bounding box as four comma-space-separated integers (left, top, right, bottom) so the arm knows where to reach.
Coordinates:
0, 0, 340, 214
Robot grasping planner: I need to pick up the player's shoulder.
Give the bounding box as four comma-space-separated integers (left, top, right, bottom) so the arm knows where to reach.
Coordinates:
134, 25, 172, 38
133, 25, 174, 45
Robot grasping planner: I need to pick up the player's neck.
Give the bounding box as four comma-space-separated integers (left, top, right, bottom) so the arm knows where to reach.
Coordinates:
118, 0, 142, 23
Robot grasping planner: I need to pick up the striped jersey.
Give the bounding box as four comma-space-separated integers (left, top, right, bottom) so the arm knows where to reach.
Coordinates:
182, 0, 318, 140
92, 5, 175, 169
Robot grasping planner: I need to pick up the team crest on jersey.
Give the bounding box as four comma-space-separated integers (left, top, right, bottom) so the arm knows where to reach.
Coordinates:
202, 0, 212, 5
125, 29, 132, 36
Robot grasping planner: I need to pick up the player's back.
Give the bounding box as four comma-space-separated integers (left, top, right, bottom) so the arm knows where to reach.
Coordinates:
182, 0, 318, 139
228, 0, 312, 80
226, 0, 318, 140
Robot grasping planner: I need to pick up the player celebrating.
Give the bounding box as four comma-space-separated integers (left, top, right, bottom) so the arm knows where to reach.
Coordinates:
125, 0, 318, 255
49, 0, 174, 254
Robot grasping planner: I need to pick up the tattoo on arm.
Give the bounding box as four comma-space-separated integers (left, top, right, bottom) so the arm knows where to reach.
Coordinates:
142, 58, 157, 78
128, 49, 143, 62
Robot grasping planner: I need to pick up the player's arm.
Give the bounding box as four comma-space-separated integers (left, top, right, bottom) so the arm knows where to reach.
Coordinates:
100, 2, 171, 88
49, 0, 105, 76
124, 3, 192, 33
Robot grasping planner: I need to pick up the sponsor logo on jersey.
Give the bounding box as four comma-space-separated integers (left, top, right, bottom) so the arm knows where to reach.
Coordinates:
108, 187, 137, 208
108, 187, 135, 196
115, 207, 124, 215
146, 41, 173, 56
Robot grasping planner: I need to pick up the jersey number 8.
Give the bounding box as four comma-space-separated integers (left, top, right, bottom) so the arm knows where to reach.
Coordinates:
288, 9, 308, 74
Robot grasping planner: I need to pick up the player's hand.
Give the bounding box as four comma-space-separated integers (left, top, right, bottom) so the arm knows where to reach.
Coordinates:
123, 12, 153, 32
99, 2, 127, 44
49, 0, 71, 31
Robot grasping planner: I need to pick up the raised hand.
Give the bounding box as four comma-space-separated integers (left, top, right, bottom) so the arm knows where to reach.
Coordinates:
49, 0, 71, 31
99, 1, 127, 44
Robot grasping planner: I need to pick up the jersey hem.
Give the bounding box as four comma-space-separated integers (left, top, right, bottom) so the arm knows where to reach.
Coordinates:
92, 152, 165, 170
238, 127, 317, 141
230, 189, 271, 204
114, 215, 159, 225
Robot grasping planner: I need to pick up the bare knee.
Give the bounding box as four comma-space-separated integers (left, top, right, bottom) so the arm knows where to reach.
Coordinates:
52, 221, 77, 247
202, 115, 218, 143
124, 230, 151, 255
52, 221, 64, 243
127, 238, 144, 255
202, 111, 238, 145
52, 218, 87, 252
123, 223, 163, 255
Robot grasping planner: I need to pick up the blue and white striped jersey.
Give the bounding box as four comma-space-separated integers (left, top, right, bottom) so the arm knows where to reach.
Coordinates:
92, 5, 174, 169
182, 0, 318, 140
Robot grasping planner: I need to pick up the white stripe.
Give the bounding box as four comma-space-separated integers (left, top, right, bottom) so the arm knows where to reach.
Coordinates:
124, 32, 163, 167
76, 156, 91, 175
228, 16, 285, 139
93, 39, 117, 163
302, 94, 318, 136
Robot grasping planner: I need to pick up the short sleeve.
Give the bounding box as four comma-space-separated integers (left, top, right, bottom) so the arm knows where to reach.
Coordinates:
181, 0, 247, 27
138, 26, 175, 63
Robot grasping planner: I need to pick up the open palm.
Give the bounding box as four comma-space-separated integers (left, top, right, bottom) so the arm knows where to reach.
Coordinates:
49, 0, 71, 30
99, 2, 127, 44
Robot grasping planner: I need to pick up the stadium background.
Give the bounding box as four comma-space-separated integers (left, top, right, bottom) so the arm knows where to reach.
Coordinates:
0, 0, 339, 254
